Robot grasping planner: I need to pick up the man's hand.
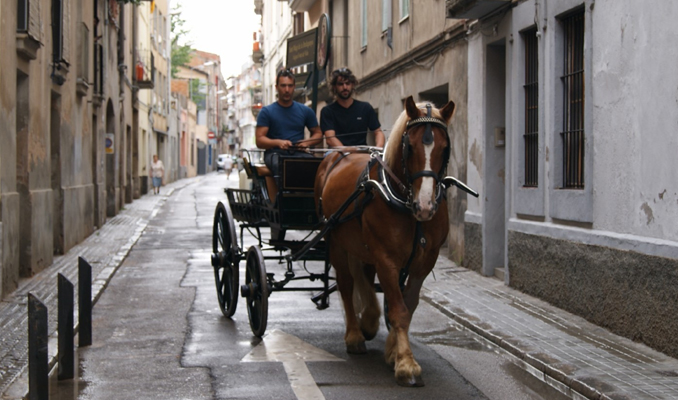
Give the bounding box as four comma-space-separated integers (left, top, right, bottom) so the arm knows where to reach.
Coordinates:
277, 139, 293, 149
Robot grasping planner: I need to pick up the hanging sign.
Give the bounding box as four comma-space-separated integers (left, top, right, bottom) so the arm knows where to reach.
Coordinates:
286, 28, 317, 68
316, 13, 330, 69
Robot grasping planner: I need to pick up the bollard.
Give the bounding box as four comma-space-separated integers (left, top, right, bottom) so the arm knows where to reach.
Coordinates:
58, 273, 75, 380
28, 293, 48, 400
78, 256, 92, 347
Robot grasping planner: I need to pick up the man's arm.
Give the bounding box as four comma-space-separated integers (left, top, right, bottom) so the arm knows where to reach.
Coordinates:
302, 125, 323, 147
256, 126, 292, 150
373, 128, 385, 148
323, 129, 344, 147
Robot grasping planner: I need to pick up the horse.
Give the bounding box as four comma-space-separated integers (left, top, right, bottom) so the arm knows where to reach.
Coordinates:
314, 96, 456, 386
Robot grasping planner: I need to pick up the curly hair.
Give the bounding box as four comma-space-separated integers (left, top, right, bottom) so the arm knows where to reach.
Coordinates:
329, 68, 358, 96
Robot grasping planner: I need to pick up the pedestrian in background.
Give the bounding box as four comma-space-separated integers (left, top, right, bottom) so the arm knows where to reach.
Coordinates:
224, 155, 234, 178
151, 154, 164, 195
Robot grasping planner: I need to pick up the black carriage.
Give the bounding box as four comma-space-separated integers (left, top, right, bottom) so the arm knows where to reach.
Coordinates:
211, 147, 479, 338
211, 149, 333, 337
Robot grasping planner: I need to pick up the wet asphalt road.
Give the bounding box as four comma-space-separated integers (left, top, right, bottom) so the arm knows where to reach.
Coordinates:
50, 172, 569, 400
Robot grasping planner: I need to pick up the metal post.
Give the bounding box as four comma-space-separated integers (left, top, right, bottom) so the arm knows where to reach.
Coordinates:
58, 273, 74, 380
28, 293, 48, 400
78, 256, 92, 347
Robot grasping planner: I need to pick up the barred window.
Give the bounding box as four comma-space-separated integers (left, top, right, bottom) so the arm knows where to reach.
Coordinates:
560, 10, 585, 189
522, 27, 538, 187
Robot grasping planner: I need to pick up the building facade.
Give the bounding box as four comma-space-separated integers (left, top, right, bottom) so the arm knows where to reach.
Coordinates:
456, 0, 678, 358
0, 0, 178, 298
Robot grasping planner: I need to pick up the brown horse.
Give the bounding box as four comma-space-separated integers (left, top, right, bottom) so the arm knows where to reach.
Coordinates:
314, 96, 456, 386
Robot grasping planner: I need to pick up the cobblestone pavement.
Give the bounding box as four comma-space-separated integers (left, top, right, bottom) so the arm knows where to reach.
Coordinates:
2, 173, 678, 399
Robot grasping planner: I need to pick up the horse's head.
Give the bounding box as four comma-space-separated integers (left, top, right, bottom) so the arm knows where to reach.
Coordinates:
385, 96, 455, 221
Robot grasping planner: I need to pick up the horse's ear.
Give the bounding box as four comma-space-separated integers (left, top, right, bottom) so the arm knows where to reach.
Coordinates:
405, 96, 420, 119
440, 100, 456, 123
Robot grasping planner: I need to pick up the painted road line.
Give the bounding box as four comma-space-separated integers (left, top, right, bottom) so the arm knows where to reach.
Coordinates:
242, 330, 344, 400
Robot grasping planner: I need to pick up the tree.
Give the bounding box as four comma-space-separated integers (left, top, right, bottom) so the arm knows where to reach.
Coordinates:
171, 2, 193, 78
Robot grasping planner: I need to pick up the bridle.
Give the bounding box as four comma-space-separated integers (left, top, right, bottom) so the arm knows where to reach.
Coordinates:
399, 104, 451, 209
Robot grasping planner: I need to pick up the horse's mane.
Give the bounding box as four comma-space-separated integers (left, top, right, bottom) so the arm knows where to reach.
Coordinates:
383, 103, 444, 171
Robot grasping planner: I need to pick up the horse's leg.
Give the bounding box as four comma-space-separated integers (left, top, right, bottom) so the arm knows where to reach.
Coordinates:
348, 257, 380, 341
378, 265, 423, 387
332, 245, 367, 354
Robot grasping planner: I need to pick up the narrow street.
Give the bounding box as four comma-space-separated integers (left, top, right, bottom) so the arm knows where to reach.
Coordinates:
49, 172, 567, 400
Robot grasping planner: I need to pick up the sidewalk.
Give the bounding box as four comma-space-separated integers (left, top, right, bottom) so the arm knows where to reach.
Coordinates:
422, 258, 678, 400
0, 177, 199, 399
2, 173, 678, 399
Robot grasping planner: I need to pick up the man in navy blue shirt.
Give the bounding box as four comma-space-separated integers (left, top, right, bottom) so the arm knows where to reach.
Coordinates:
320, 68, 385, 148
256, 69, 322, 180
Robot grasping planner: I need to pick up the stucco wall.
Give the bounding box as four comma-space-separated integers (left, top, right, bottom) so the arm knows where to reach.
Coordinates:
590, 0, 678, 242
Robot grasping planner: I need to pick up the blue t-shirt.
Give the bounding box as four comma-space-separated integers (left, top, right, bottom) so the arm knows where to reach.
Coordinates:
256, 101, 319, 144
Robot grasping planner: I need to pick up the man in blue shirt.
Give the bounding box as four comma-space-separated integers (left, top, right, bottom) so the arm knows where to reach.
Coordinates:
320, 68, 385, 148
256, 69, 322, 180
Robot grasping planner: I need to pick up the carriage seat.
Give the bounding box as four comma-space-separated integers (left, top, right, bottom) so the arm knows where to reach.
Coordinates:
252, 164, 278, 204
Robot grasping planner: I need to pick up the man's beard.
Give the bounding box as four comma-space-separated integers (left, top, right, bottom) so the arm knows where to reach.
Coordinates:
338, 89, 352, 100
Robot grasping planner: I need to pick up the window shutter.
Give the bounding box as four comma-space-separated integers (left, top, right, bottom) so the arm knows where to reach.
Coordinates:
62, 0, 71, 65
28, 0, 43, 42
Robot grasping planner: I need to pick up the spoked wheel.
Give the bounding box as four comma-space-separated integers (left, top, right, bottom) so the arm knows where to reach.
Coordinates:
240, 246, 269, 337
211, 201, 240, 317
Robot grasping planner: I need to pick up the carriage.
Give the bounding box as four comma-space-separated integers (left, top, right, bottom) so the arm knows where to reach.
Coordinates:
210, 97, 479, 386
210, 148, 336, 337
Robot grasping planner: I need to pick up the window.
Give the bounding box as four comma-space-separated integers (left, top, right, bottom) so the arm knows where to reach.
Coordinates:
52, 0, 64, 63
382, 0, 391, 33
560, 10, 585, 189
17, 0, 28, 32
400, 0, 409, 20
522, 27, 538, 187
361, 0, 367, 48
293, 12, 304, 36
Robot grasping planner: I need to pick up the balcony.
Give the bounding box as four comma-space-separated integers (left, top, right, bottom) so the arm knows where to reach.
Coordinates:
289, 0, 316, 12
135, 50, 154, 90
446, 0, 511, 19
252, 41, 263, 64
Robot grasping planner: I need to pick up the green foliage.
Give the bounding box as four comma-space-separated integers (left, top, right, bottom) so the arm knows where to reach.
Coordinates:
190, 79, 206, 110
170, 2, 193, 78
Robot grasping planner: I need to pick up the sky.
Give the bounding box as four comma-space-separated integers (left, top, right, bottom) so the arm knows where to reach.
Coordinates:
173, 0, 260, 78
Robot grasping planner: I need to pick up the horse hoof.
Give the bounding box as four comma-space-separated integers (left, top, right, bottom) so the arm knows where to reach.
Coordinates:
396, 374, 425, 387
346, 342, 367, 354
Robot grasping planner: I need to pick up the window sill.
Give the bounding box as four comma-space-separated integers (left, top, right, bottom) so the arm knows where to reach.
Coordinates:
360, 46, 367, 53
398, 15, 410, 25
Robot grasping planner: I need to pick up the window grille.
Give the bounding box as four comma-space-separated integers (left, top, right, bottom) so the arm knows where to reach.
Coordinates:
17, 0, 28, 32
523, 27, 538, 187
52, 0, 64, 63
560, 11, 585, 189
361, 0, 367, 48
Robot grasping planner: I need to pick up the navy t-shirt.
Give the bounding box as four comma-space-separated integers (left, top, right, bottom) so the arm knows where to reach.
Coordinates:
256, 101, 319, 144
320, 99, 381, 146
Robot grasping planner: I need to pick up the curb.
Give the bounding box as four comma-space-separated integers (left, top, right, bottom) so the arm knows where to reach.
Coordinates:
422, 289, 610, 400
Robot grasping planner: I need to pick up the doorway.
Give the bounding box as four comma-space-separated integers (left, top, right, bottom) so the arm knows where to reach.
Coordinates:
483, 39, 507, 278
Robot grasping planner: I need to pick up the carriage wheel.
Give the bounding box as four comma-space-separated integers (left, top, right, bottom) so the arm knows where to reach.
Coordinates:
241, 245, 269, 337
212, 201, 240, 317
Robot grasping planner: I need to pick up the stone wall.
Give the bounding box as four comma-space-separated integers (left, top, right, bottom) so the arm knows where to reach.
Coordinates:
508, 230, 678, 358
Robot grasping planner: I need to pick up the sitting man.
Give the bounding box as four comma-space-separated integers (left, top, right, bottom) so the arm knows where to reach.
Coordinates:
320, 68, 385, 148
255, 69, 322, 184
